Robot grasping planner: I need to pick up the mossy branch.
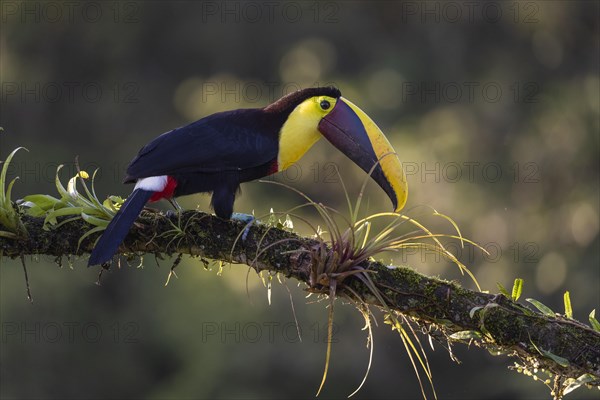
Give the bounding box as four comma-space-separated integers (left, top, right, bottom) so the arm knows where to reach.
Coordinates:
1, 210, 599, 396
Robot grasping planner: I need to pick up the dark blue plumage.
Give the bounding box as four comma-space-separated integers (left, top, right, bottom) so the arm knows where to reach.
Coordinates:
123, 109, 280, 182
88, 189, 154, 266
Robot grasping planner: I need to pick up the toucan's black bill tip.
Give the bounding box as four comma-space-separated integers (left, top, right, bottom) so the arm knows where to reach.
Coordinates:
318, 98, 408, 211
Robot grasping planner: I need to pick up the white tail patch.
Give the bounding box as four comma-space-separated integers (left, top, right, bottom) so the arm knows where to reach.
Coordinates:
134, 175, 168, 191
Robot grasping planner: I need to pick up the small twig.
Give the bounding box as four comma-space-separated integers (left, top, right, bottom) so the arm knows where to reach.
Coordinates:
165, 253, 183, 286
20, 254, 33, 303
95, 262, 110, 286
553, 374, 563, 400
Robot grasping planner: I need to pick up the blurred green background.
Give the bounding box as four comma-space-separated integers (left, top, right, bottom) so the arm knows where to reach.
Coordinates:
1, 1, 598, 399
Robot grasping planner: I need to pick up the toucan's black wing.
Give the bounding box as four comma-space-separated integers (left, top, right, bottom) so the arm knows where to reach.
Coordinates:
124, 109, 279, 182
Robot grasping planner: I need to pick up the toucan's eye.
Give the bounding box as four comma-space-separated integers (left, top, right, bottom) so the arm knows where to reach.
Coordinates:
320, 100, 331, 110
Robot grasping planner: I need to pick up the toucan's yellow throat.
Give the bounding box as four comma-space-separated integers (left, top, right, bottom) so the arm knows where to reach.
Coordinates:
277, 95, 338, 170
276, 91, 408, 211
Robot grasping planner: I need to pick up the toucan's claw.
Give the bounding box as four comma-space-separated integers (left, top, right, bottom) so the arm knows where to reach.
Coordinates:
165, 209, 177, 219
231, 213, 256, 241
168, 198, 183, 211
165, 198, 184, 219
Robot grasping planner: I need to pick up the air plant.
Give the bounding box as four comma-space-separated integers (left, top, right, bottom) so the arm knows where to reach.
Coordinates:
19, 163, 123, 250
0, 147, 29, 239
240, 166, 487, 398
0, 146, 33, 300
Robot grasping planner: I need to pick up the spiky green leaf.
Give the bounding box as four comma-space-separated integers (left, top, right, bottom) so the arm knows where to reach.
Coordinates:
469, 306, 483, 319
21, 194, 61, 211
1, 147, 28, 206
44, 206, 85, 226
496, 282, 510, 298
0, 147, 28, 237
81, 212, 110, 227
49, 216, 81, 230
526, 298, 555, 317
5, 177, 19, 207
77, 225, 106, 251
54, 165, 70, 200
449, 330, 482, 340
563, 291, 573, 319
529, 339, 569, 367
22, 204, 47, 217
511, 278, 523, 302
540, 348, 570, 367
589, 310, 600, 332
0, 230, 18, 239
564, 374, 597, 395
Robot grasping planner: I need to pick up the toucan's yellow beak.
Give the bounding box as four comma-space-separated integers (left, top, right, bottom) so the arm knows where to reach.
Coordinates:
318, 97, 408, 211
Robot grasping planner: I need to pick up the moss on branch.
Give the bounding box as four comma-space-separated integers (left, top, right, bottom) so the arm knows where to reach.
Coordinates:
1, 210, 599, 397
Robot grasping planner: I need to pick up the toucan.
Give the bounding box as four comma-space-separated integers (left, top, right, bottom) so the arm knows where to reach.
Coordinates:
88, 87, 408, 266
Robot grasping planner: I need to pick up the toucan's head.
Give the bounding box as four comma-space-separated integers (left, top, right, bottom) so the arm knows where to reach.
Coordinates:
265, 87, 408, 212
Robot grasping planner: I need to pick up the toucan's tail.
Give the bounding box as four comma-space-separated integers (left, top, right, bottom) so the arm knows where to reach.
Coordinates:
88, 189, 154, 266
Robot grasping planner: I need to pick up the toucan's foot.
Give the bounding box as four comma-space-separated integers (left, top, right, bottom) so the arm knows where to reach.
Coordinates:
165, 209, 178, 219
231, 213, 255, 241
165, 199, 184, 219
231, 213, 254, 224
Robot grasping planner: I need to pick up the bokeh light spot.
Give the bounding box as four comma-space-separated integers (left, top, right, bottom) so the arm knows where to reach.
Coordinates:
570, 202, 599, 247
535, 252, 567, 294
